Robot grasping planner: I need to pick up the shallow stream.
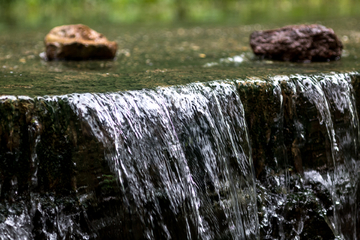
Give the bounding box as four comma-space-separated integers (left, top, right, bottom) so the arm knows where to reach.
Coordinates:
1, 16, 360, 240
1, 17, 360, 96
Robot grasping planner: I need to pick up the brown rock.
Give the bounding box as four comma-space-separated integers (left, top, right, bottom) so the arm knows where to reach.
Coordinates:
44, 24, 117, 60
249, 24, 343, 62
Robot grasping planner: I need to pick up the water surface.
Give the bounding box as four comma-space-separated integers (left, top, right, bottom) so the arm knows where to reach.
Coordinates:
1, 17, 360, 97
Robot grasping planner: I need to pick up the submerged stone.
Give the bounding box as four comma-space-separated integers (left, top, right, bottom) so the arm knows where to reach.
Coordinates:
44, 24, 117, 60
249, 24, 343, 62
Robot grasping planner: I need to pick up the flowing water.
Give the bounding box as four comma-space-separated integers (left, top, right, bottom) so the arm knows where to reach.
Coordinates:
1, 14, 360, 240
248, 73, 360, 239
1, 72, 360, 239
67, 81, 258, 240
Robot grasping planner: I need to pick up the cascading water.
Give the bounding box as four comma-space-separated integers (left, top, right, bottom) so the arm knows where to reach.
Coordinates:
69, 81, 259, 240
317, 74, 360, 240
287, 73, 360, 240
0, 73, 359, 239
239, 73, 360, 240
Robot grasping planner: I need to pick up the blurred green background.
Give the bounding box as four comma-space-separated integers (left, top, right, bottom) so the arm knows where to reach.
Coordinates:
1, 0, 360, 30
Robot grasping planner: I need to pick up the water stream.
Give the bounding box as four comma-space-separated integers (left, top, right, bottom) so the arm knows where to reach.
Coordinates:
68, 81, 258, 239
0, 72, 359, 239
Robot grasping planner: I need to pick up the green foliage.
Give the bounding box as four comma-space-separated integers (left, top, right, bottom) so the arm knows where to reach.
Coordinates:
1, 0, 360, 29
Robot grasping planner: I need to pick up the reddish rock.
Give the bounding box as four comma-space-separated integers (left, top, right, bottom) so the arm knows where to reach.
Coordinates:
44, 24, 117, 60
249, 24, 343, 62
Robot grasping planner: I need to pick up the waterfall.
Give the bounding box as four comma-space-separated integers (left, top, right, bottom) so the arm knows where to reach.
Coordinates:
239, 73, 360, 240
319, 74, 360, 239
0, 73, 359, 239
69, 81, 259, 240
288, 73, 360, 239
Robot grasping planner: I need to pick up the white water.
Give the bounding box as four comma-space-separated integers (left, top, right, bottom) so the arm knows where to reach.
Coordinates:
69, 81, 259, 240
0, 73, 359, 239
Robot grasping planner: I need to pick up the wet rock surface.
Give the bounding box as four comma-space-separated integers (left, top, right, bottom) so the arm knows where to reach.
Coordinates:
1, 72, 360, 239
250, 24, 343, 62
44, 24, 117, 60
